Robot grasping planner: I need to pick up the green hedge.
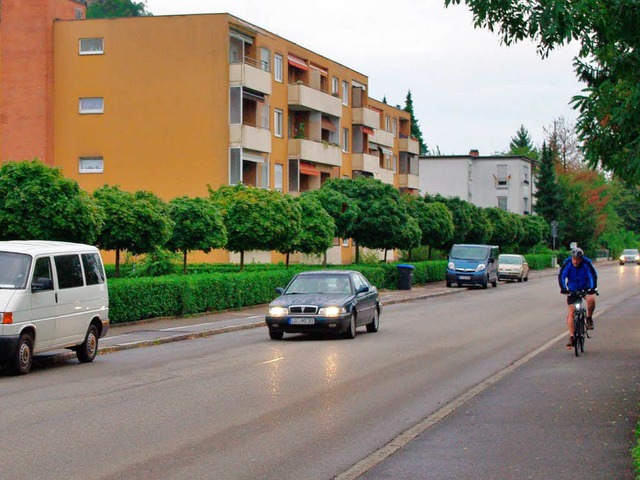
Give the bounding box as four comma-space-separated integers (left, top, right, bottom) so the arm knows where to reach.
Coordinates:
523, 254, 556, 270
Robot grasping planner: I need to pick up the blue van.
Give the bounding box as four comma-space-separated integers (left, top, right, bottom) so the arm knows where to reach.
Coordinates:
446, 244, 500, 289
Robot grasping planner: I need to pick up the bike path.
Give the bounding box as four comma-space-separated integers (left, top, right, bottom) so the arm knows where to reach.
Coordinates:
355, 289, 640, 480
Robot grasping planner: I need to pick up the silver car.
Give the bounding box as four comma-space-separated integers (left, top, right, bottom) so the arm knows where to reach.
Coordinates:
497, 254, 529, 282
619, 248, 640, 265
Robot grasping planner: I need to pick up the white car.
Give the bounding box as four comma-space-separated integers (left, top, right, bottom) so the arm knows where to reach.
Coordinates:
619, 248, 640, 265
497, 254, 529, 282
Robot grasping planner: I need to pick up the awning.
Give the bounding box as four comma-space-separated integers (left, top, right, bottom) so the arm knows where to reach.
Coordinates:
352, 80, 366, 90
230, 30, 254, 45
288, 54, 308, 71
379, 146, 393, 156
310, 63, 328, 77
362, 126, 375, 135
243, 152, 265, 163
321, 117, 336, 132
299, 162, 321, 176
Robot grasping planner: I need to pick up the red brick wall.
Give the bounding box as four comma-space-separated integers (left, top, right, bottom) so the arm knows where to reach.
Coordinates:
0, 0, 85, 165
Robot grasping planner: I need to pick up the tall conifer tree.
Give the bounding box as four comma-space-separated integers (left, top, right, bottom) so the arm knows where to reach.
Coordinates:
403, 90, 428, 155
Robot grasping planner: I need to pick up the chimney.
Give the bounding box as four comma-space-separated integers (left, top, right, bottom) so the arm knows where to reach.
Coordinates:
469, 149, 479, 157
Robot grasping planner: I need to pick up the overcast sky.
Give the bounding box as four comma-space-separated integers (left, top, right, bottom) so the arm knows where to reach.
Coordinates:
144, 0, 583, 155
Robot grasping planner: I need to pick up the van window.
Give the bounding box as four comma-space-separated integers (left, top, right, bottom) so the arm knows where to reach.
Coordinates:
82, 253, 105, 285
450, 245, 489, 261
33, 257, 54, 290
55, 254, 84, 289
0, 252, 31, 289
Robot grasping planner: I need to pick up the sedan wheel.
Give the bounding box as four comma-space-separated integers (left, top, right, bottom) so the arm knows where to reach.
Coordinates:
366, 307, 380, 333
342, 312, 357, 339
269, 330, 284, 340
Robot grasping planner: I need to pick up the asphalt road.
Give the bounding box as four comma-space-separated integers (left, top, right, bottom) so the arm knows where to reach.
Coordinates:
1, 264, 638, 480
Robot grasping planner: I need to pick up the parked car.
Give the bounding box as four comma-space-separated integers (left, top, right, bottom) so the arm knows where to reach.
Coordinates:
619, 248, 640, 265
497, 254, 529, 282
265, 270, 380, 340
0, 241, 109, 375
446, 244, 499, 289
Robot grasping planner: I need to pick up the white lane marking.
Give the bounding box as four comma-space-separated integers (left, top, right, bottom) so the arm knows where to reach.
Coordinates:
256, 357, 284, 366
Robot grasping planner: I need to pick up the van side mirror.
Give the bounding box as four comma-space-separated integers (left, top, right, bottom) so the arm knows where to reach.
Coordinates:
31, 277, 53, 292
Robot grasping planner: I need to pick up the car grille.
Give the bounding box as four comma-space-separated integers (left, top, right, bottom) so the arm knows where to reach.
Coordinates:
455, 268, 475, 272
289, 305, 318, 314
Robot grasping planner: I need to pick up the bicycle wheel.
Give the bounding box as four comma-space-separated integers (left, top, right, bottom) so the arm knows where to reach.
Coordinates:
573, 313, 581, 357
579, 314, 586, 353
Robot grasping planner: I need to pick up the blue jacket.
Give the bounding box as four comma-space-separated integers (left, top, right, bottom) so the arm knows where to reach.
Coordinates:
558, 256, 598, 291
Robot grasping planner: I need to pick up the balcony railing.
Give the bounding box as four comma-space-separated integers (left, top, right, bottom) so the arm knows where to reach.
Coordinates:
229, 60, 272, 95
352, 107, 379, 129
288, 83, 342, 118
352, 153, 380, 176
288, 138, 342, 167
398, 137, 419, 155
398, 173, 419, 189
229, 124, 272, 153
369, 129, 394, 148
376, 168, 395, 186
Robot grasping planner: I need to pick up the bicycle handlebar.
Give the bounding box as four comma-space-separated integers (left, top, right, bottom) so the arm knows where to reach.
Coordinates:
561, 288, 599, 296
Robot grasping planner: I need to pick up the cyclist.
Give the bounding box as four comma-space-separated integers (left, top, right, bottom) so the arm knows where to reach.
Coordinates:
558, 247, 598, 348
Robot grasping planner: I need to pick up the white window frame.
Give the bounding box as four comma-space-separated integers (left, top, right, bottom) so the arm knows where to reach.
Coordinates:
274, 164, 283, 191
332, 77, 339, 95
342, 127, 349, 152
274, 109, 283, 138
342, 81, 349, 106
79, 38, 103, 55
274, 54, 283, 83
497, 196, 508, 211
79, 97, 104, 114
79, 157, 104, 173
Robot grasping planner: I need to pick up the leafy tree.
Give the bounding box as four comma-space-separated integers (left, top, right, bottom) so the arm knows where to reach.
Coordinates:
509, 125, 538, 160
485, 208, 521, 248
279, 195, 335, 266
93, 185, 172, 277
404, 90, 428, 155
322, 178, 420, 262
609, 180, 640, 234
556, 176, 598, 251
520, 215, 550, 251
405, 196, 454, 259
544, 116, 583, 172
302, 188, 359, 241
210, 185, 300, 269
424, 194, 474, 245
86, 0, 151, 18
465, 204, 494, 245
0, 159, 103, 243
166, 196, 227, 273
533, 142, 562, 228
444, 0, 640, 183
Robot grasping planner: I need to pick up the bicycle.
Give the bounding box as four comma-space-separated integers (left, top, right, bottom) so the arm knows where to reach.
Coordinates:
566, 289, 598, 357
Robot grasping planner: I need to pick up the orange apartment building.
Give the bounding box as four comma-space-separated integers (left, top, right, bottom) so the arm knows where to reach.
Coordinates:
0, 0, 420, 264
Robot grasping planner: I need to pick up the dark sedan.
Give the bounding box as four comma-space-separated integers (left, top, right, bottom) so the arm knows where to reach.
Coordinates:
265, 270, 380, 340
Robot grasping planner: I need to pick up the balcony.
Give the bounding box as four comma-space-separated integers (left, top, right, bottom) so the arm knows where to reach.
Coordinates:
352, 107, 379, 129
352, 153, 380, 176
229, 60, 272, 95
376, 168, 395, 186
288, 138, 342, 167
229, 124, 272, 153
398, 137, 419, 155
288, 83, 342, 118
398, 173, 419, 190
370, 129, 394, 148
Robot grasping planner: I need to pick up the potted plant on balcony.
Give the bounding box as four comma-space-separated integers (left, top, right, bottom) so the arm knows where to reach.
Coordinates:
294, 122, 306, 139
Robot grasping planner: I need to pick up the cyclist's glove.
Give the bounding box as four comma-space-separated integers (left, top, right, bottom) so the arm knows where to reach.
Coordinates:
560, 288, 569, 294
588, 288, 599, 295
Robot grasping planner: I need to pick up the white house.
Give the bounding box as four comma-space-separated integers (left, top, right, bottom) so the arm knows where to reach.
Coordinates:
418, 150, 537, 215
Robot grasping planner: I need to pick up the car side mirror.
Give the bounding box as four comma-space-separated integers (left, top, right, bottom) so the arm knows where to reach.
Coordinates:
275, 287, 284, 295
356, 285, 369, 295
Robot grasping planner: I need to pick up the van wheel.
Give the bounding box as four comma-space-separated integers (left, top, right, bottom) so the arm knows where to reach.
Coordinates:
9, 333, 33, 375
77, 325, 99, 363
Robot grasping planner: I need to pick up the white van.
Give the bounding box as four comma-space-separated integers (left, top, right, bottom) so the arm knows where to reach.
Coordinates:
0, 241, 109, 375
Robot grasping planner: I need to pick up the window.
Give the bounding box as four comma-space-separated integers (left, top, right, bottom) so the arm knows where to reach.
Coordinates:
259, 158, 269, 189
79, 97, 104, 114
274, 164, 283, 191
274, 54, 283, 82
230, 147, 241, 185
82, 253, 105, 285
288, 159, 299, 193
496, 164, 508, 187
332, 77, 339, 95
79, 157, 104, 174
342, 128, 349, 152
523, 165, 530, 185
229, 86, 241, 124
497, 196, 508, 211
55, 255, 84, 289
274, 109, 283, 137
523, 197, 530, 214
260, 48, 270, 72
32, 257, 53, 290
342, 81, 349, 106
75, 8, 83, 19
392, 119, 397, 136
385, 116, 390, 132
79, 38, 103, 55
342, 238, 350, 247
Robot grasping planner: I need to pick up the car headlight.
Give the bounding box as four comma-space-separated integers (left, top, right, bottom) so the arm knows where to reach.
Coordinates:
448, 262, 455, 270
636, 256, 640, 261
620, 255, 625, 261
475, 263, 486, 272
318, 306, 346, 317
269, 306, 288, 317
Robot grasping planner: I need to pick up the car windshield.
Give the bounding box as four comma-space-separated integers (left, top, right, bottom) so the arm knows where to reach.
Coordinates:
0, 252, 31, 289
285, 274, 352, 295
450, 245, 489, 261
499, 255, 521, 265
622, 249, 638, 255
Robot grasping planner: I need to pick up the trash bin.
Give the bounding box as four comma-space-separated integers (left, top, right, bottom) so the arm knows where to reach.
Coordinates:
397, 264, 415, 290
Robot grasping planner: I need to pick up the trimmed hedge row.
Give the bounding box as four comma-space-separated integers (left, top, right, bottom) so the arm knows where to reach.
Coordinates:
106, 256, 550, 324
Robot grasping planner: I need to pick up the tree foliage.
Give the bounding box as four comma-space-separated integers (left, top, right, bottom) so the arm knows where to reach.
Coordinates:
509, 125, 538, 160
86, 0, 151, 18
302, 188, 359, 240
0, 160, 103, 244
404, 90, 429, 155
533, 142, 562, 226
445, 0, 640, 184
166, 196, 227, 273
405, 197, 455, 257
93, 185, 172, 276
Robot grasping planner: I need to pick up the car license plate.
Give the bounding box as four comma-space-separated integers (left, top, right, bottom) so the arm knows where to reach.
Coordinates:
289, 317, 315, 325
459, 275, 471, 280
